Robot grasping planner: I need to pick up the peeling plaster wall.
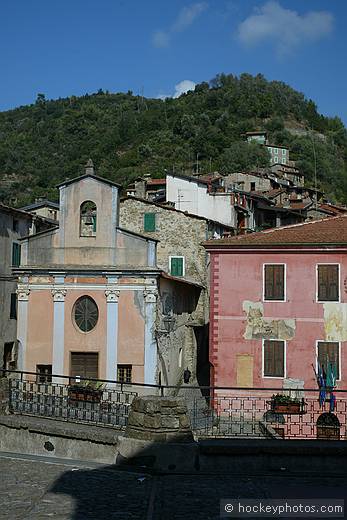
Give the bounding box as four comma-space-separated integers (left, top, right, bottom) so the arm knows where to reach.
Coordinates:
324, 303, 347, 342
243, 301, 295, 340
210, 250, 347, 390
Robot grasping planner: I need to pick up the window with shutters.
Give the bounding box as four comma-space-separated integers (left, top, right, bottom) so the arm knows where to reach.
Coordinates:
263, 340, 285, 378
117, 364, 132, 383
12, 242, 21, 267
317, 264, 339, 302
317, 341, 340, 380
144, 212, 156, 232
263, 264, 285, 301
70, 352, 99, 379
170, 256, 184, 277
10, 293, 17, 319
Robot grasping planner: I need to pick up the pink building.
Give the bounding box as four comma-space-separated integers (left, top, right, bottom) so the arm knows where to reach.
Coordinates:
204, 216, 347, 438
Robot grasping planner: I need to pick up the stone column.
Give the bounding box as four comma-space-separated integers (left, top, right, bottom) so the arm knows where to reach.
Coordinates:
144, 290, 158, 385
105, 289, 120, 382
51, 288, 67, 382
16, 285, 30, 371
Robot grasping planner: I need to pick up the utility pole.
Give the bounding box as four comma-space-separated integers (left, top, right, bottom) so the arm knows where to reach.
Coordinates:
196, 153, 199, 175
308, 128, 318, 210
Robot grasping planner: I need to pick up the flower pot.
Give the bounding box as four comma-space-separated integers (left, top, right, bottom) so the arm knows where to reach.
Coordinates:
272, 402, 301, 414
68, 387, 102, 403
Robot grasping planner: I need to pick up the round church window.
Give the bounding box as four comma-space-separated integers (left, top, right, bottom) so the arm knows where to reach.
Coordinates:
73, 296, 99, 332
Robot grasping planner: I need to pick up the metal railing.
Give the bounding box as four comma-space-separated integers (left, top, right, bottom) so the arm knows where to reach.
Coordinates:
2, 371, 347, 439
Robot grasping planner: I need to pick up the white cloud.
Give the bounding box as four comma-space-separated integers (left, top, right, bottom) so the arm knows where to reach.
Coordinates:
173, 80, 196, 98
156, 80, 196, 100
152, 30, 170, 48
172, 2, 208, 32
152, 2, 208, 48
237, 1, 333, 55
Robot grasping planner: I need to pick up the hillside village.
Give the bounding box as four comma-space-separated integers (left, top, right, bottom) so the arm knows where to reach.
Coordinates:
1, 126, 347, 443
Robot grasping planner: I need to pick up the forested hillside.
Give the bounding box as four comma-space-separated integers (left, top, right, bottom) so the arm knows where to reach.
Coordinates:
0, 73, 346, 206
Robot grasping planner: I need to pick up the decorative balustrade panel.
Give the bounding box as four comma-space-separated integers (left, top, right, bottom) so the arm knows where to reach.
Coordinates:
186, 391, 347, 440
8, 379, 137, 428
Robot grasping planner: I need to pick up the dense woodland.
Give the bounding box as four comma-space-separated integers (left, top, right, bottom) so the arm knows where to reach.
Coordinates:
0, 73, 347, 207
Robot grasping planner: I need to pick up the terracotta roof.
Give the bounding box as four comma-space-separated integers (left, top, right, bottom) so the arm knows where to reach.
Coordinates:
317, 203, 347, 216
203, 214, 347, 248
146, 178, 166, 186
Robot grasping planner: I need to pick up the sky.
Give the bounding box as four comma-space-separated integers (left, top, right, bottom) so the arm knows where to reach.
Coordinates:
1, 0, 346, 124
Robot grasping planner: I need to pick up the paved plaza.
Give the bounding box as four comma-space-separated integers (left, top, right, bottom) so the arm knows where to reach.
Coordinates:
0, 452, 346, 519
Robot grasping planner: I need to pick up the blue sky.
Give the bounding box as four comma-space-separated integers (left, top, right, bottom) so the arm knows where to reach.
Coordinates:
1, 0, 346, 124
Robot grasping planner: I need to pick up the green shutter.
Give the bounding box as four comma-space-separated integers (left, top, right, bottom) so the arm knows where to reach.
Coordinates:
170, 257, 183, 277
12, 243, 21, 267
144, 213, 156, 232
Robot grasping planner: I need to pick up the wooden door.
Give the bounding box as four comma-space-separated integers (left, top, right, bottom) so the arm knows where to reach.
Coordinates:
70, 353, 99, 379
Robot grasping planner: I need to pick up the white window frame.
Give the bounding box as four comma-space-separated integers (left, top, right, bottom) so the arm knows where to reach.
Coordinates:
316, 263, 340, 303
316, 340, 341, 382
262, 339, 286, 379
282, 149, 287, 155
169, 255, 185, 277
263, 263, 286, 302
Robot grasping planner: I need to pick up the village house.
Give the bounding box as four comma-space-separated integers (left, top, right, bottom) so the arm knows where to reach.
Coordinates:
0, 204, 54, 372
12, 161, 201, 389
119, 195, 234, 386
204, 216, 347, 437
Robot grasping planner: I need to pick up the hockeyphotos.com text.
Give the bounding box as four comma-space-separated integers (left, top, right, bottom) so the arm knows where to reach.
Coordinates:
220, 499, 344, 518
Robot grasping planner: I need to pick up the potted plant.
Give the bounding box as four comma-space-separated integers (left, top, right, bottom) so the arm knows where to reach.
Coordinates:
269, 394, 303, 414
68, 380, 104, 403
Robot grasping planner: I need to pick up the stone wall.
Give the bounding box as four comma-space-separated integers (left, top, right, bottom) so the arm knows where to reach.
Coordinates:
125, 395, 193, 442
0, 378, 9, 414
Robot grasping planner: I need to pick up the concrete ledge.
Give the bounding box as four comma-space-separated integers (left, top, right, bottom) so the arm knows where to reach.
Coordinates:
0, 415, 121, 464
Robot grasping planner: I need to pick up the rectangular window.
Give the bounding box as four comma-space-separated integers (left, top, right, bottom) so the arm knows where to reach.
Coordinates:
170, 256, 184, 277
10, 293, 17, 319
317, 341, 339, 380
282, 149, 286, 156
263, 340, 285, 378
70, 352, 98, 380
264, 264, 285, 301
117, 364, 132, 383
12, 243, 21, 267
317, 264, 339, 302
250, 182, 256, 191
36, 364, 52, 383
144, 212, 156, 232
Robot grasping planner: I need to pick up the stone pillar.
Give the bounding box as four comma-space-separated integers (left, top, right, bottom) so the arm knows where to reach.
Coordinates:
0, 378, 9, 415
116, 395, 197, 473
144, 290, 157, 385
105, 289, 120, 382
16, 285, 30, 371
51, 288, 67, 381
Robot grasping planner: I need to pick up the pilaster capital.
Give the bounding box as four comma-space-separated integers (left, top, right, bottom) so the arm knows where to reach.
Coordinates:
51, 288, 67, 302
16, 286, 30, 301
105, 289, 120, 303
144, 290, 157, 304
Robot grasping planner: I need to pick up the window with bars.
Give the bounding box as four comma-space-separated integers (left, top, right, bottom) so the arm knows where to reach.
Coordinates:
12, 242, 21, 267
317, 265, 339, 302
170, 256, 184, 277
264, 264, 285, 301
263, 340, 285, 378
73, 296, 99, 332
144, 212, 156, 232
10, 293, 17, 319
317, 341, 340, 380
117, 364, 132, 383
36, 365, 52, 383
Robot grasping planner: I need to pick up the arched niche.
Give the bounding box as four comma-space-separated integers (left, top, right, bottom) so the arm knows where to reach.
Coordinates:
80, 201, 97, 237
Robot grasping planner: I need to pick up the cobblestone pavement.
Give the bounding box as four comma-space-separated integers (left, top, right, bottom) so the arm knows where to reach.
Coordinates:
0, 453, 346, 519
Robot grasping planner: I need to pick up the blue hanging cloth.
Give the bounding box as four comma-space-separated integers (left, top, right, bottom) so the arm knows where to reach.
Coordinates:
329, 392, 336, 412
